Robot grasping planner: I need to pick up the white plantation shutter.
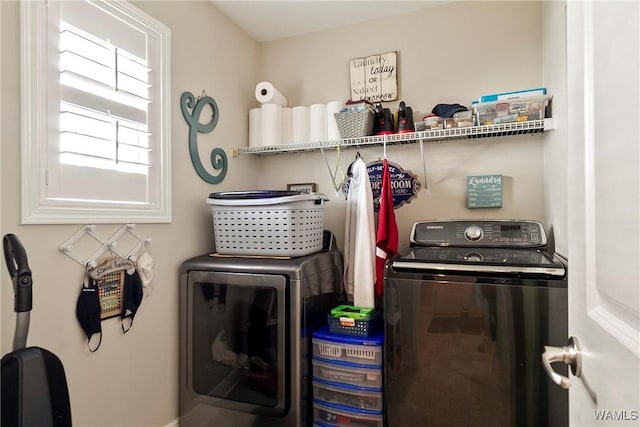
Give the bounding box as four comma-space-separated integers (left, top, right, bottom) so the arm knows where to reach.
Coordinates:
21, 0, 171, 223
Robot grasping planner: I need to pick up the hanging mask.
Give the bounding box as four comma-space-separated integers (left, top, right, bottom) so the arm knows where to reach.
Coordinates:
76, 280, 102, 352
121, 269, 144, 333
136, 251, 154, 294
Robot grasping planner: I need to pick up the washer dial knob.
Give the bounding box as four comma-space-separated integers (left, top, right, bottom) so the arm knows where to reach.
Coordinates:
464, 252, 483, 262
465, 225, 484, 242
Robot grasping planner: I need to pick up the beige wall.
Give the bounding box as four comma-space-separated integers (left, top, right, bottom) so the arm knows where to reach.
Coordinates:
0, 1, 567, 426
254, 1, 547, 250
542, 1, 569, 257
1, 1, 259, 425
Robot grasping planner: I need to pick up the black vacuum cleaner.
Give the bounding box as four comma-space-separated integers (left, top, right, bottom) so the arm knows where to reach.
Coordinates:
2, 234, 72, 427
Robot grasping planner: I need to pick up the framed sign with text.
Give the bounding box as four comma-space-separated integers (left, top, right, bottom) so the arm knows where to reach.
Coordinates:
287, 182, 317, 193
342, 160, 420, 211
467, 174, 503, 208
349, 52, 398, 103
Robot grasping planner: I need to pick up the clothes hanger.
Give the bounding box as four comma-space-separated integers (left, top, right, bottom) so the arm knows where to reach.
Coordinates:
419, 139, 430, 196
383, 134, 388, 160
346, 151, 362, 177
320, 144, 347, 193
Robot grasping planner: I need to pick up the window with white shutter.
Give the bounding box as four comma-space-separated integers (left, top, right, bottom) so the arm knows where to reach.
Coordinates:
21, 0, 171, 224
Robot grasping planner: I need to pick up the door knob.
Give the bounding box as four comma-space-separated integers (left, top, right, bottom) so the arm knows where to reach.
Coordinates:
542, 336, 598, 404
542, 336, 581, 389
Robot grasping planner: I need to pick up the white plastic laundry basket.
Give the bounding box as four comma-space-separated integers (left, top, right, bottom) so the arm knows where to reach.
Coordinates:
207, 191, 328, 257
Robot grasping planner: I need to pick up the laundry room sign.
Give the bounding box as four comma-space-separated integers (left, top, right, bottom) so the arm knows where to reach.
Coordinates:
467, 174, 503, 208
343, 160, 421, 211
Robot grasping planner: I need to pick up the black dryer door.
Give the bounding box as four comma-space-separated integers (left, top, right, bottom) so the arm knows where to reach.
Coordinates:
186, 270, 288, 417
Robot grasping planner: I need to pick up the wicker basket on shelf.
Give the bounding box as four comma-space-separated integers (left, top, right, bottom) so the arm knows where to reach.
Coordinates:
334, 110, 375, 139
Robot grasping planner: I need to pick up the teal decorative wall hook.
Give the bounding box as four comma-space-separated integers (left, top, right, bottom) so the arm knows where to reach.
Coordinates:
180, 91, 227, 184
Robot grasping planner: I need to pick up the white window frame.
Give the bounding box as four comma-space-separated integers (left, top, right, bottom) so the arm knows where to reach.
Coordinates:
21, 0, 171, 224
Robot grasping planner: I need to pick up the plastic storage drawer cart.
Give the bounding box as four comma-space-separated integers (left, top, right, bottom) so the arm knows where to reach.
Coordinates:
312, 358, 382, 389
312, 325, 383, 366
313, 401, 383, 427
311, 325, 383, 426
207, 190, 328, 257
312, 379, 383, 411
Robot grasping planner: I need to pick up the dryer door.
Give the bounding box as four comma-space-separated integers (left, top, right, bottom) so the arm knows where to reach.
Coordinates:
186, 270, 288, 417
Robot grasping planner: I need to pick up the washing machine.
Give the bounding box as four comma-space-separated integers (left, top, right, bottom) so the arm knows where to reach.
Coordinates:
179, 233, 343, 427
384, 220, 568, 427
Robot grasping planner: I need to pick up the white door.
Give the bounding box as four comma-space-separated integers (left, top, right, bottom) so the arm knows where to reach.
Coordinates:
564, 1, 640, 425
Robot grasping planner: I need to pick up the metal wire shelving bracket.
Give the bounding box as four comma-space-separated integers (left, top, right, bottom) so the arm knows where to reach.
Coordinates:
232, 118, 555, 157
59, 223, 151, 267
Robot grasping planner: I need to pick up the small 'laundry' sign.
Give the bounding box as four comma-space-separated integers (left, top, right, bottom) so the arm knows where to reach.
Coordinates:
467, 174, 503, 208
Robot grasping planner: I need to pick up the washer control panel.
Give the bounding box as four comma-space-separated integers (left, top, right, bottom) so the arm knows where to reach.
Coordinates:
411, 220, 547, 248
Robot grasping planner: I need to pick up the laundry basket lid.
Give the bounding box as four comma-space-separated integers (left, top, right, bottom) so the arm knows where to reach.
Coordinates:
208, 190, 300, 199
207, 190, 328, 206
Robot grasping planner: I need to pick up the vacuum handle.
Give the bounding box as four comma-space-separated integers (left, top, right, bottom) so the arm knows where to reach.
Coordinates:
3, 234, 33, 313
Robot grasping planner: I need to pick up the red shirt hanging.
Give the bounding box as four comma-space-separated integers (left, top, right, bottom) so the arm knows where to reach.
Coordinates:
375, 159, 399, 296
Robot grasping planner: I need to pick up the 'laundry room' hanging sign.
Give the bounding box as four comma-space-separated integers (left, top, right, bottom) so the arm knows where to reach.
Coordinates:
343, 160, 421, 211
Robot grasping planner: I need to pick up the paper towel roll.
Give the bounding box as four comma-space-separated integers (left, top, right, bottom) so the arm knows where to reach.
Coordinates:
326, 101, 344, 141
309, 103, 327, 142
291, 106, 310, 144
281, 107, 292, 144
249, 108, 261, 148
261, 104, 282, 146
255, 81, 288, 107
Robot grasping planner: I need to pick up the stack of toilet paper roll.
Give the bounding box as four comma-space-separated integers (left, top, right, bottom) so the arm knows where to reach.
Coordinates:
249, 81, 344, 147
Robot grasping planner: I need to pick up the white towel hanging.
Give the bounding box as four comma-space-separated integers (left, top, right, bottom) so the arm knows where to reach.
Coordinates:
343, 157, 376, 308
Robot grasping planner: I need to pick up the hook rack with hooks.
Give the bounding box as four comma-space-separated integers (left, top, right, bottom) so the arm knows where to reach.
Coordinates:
59, 224, 151, 267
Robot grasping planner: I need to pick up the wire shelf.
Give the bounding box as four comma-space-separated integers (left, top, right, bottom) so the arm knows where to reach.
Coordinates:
233, 118, 554, 157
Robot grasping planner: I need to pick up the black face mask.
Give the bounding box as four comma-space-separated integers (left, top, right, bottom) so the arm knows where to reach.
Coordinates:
76, 282, 102, 352
121, 269, 143, 333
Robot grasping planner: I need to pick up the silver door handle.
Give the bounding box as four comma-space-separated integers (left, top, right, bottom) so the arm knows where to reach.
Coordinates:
542, 336, 581, 389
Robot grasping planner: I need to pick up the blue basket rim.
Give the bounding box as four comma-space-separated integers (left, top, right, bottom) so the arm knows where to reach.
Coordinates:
312, 356, 383, 370
313, 399, 383, 416
313, 324, 384, 345
312, 376, 382, 393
